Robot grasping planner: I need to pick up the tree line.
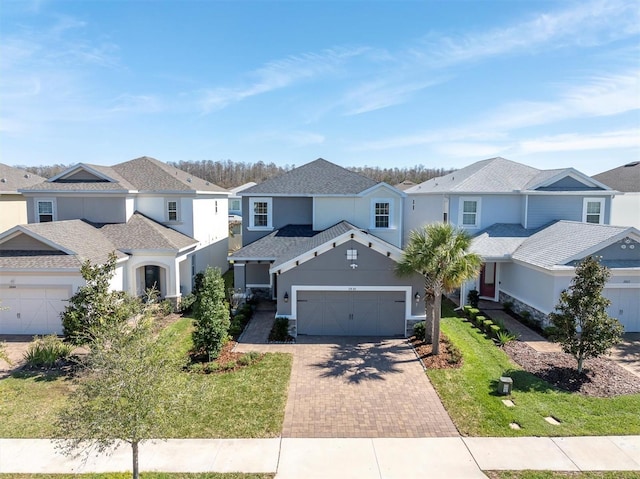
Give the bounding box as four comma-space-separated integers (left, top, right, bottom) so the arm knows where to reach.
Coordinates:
21, 159, 454, 188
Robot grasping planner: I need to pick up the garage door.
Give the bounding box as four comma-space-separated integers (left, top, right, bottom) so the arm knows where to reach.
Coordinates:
297, 290, 405, 336
0, 288, 68, 335
604, 288, 639, 333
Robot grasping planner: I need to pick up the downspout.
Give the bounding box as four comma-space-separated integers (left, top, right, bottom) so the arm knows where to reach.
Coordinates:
524, 194, 529, 229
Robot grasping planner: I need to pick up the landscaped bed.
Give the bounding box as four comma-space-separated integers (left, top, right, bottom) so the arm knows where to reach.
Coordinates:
424, 303, 640, 436
0, 317, 292, 439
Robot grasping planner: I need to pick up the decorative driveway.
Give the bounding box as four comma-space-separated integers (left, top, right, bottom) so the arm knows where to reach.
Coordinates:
236, 309, 458, 438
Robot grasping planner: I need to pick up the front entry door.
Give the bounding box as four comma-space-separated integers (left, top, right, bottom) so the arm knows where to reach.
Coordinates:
480, 263, 496, 298
145, 265, 161, 293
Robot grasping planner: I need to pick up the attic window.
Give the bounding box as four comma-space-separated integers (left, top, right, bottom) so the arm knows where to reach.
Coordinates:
346, 249, 357, 260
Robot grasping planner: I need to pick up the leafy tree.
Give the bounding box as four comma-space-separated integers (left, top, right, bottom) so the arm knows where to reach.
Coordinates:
192, 267, 231, 361
397, 223, 482, 355
549, 256, 623, 373
56, 317, 186, 479
62, 252, 140, 344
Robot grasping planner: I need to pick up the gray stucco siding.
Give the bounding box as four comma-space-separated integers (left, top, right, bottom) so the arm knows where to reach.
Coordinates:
499, 262, 559, 314
246, 263, 271, 287
242, 196, 313, 245
27, 196, 128, 224
275, 240, 423, 317
592, 238, 640, 263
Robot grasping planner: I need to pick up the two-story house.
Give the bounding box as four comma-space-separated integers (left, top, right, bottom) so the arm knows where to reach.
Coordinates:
0, 156, 229, 335
0, 164, 46, 232
405, 157, 639, 333
228, 182, 256, 251
229, 158, 424, 337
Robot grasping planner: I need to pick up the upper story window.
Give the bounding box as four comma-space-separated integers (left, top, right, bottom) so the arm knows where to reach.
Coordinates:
36, 199, 55, 223
167, 200, 179, 222
230, 199, 241, 211
249, 197, 272, 230
583, 198, 605, 224
371, 199, 393, 229
459, 197, 481, 228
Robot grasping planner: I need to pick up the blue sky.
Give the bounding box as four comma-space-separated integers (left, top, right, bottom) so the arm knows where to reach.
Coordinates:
1, 0, 638, 175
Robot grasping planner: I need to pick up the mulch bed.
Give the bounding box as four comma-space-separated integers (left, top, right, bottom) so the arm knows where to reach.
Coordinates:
410, 334, 463, 369
503, 340, 640, 397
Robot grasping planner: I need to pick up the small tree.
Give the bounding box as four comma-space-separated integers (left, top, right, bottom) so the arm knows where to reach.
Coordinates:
549, 256, 623, 373
192, 267, 231, 361
62, 252, 140, 344
56, 317, 186, 479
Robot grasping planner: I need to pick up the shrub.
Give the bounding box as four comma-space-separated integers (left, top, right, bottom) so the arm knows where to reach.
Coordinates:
448, 342, 463, 365
239, 304, 253, 318
483, 319, 494, 333
468, 308, 480, 321
413, 321, 426, 340
24, 335, 74, 368
496, 330, 519, 346
159, 299, 174, 316
192, 267, 231, 361
474, 314, 486, 327
238, 353, 258, 366
269, 317, 291, 342
179, 293, 197, 313
502, 300, 513, 312
490, 324, 501, 338
467, 289, 480, 308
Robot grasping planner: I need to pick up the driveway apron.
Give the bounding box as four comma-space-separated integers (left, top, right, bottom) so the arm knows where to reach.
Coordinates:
280, 336, 458, 438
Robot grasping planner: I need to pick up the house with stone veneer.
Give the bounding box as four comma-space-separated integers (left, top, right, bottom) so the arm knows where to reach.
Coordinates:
0, 157, 229, 335
229, 159, 424, 337
405, 157, 639, 332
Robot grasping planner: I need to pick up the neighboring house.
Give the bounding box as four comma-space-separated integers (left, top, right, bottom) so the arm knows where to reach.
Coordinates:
229, 159, 424, 337
592, 161, 640, 229
228, 182, 256, 252
406, 157, 638, 332
0, 156, 229, 334
0, 164, 46, 232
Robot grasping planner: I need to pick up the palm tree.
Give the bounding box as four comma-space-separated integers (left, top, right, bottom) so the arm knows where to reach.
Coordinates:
397, 223, 482, 355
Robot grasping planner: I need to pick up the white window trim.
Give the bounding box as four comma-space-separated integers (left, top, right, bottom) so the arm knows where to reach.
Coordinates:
35, 198, 56, 223
165, 199, 180, 223
370, 198, 394, 229
458, 197, 481, 229
248, 197, 273, 231
583, 197, 605, 224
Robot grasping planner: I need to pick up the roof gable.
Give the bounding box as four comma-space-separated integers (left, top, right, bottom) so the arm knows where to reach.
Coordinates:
527, 168, 609, 191
242, 158, 378, 196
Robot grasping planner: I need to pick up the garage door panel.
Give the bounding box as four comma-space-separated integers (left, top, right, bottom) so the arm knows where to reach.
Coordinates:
605, 288, 639, 333
296, 290, 406, 337
0, 288, 66, 335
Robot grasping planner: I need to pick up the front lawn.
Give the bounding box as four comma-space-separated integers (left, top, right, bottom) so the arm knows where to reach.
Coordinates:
427, 304, 640, 436
0, 475, 273, 479
0, 317, 291, 438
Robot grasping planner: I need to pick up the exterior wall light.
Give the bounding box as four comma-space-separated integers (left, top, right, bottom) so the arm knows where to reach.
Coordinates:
283, 292, 289, 303
414, 291, 421, 303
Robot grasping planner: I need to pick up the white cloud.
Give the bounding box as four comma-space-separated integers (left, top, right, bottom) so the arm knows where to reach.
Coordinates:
518, 129, 640, 154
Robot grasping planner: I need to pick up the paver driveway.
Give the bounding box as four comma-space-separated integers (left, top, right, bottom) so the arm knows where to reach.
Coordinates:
237, 309, 458, 439
281, 336, 458, 438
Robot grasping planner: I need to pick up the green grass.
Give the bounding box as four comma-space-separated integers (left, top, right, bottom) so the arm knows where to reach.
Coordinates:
485, 472, 640, 479
0, 317, 291, 438
427, 304, 640, 437
0, 475, 273, 479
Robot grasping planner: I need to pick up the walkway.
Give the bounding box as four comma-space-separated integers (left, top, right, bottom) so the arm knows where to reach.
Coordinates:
235, 306, 457, 438
1, 436, 639, 477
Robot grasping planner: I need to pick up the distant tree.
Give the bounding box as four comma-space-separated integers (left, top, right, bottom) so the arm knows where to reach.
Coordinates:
191, 267, 231, 361
397, 223, 482, 355
61, 253, 141, 345
549, 256, 623, 373
56, 317, 186, 479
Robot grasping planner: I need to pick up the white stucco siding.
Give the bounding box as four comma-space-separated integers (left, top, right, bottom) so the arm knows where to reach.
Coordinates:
135, 195, 194, 238
109, 264, 126, 292
193, 196, 228, 245
125, 197, 136, 221
314, 197, 358, 229
124, 252, 180, 298
610, 193, 640, 228
499, 262, 560, 313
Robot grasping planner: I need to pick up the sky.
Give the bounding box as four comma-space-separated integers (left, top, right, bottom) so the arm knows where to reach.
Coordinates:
1, 0, 639, 175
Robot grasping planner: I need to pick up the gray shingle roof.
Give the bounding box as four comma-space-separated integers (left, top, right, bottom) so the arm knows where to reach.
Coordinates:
242, 159, 378, 195
0, 220, 126, 269
512, 221, 633, 268
0, 164, 46, 193
95, 212, 197, 251
592, 162, 640, 192
230, 221, 358, 267
470, 224, 541, 259
22, 157, 228, 194
406, 157, 598, 194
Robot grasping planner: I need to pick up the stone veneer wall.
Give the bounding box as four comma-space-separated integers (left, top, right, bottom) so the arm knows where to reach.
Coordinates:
499, 291, 550, 328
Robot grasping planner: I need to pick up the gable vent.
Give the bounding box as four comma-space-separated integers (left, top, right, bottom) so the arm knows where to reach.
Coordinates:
0, 178, 6, 183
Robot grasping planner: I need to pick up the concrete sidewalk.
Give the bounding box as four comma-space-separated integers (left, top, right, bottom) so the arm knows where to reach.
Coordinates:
1, 436, 639, 477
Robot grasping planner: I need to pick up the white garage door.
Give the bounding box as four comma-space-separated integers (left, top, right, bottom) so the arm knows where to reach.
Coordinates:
0, 288, 68, 335
604, 288, 639, 333
297, 290, 406, 336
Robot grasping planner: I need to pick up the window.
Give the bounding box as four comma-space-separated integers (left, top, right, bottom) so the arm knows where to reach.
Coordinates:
459, 198, 481, 228
249, 197, 272, 230
346, 249, 358, 260
583, 198, 605, 224
36, 200, 54, 223
372, 200, 392, 228
230, 199, 241, 211
215, 200, 218, 214
167, 201, 178, 221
